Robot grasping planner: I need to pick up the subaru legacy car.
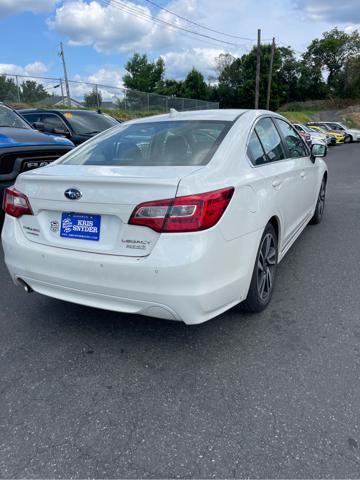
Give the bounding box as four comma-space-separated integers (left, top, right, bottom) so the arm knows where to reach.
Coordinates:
2, 110, 327, 325
18, 109, 119, 145
0, 103, 74, 218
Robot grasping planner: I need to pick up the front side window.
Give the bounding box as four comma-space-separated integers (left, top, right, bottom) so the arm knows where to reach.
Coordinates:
327, 123, 344, 131
37, 114, 69, 133
274, 119, 308, 158
59, 120, 231, 167
255, 118, 285, 163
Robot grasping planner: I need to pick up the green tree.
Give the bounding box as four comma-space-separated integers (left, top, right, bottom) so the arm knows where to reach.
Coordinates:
123, 53, 165, 93
216, 45, 302, 109
344, 55, 360, 98
303, 28, 360, 95
21, 81, 49, 103
0, 76, 18, 102
180, 68, 208, 100
84, 87, 102, 108
156, 79, 182, 97
295, 60, 328, 101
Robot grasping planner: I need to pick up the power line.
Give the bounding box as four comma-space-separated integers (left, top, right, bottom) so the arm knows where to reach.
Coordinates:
141, 0, 256, 41
98, 0, 241, 47
277, 39, 304, 55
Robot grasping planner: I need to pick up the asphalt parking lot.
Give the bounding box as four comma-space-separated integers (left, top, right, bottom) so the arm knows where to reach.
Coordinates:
1, 143, 360, 479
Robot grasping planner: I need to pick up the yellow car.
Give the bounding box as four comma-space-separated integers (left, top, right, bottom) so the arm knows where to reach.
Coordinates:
308, 125, 345, 144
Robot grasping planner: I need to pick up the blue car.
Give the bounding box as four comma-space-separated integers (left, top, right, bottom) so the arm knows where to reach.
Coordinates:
0, 104, 74, 216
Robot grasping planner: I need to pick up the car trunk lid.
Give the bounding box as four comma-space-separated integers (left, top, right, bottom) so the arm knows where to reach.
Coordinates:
16, 164, 203, 257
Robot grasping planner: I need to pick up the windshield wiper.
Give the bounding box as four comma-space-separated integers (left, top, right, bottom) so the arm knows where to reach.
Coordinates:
82, 131, 100, 135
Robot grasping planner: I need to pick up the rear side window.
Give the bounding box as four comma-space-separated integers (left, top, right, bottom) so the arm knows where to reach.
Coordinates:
59, 120, 231, 167
274, 119, 309, 158
247, 131, 267, 166
255, 118, 285, 163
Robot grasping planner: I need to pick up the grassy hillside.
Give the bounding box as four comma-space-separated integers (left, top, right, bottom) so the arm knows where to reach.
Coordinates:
278, 110, 316, 124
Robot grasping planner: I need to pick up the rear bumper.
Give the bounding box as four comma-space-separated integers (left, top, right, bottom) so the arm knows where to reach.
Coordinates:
2, 215, 262, 325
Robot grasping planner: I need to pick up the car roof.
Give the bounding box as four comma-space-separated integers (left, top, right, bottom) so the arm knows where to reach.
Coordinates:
125, 109, 282, 124
17, 108, 105, 115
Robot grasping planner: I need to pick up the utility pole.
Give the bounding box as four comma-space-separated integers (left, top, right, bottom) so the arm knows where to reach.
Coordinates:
59, 42, 71, 107
59, 78, 65, 104
15, 75, 21, 103
95, 84, 101, 110
266, 37, 276, 110
255, 29, 261, 109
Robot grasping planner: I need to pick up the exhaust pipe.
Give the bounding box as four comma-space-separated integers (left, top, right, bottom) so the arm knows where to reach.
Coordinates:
17, 278, 33, 293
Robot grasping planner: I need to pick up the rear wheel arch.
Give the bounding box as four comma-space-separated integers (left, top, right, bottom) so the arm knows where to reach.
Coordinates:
268, 215, 281, 249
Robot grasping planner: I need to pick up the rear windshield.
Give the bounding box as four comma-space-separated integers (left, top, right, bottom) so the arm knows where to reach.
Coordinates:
59, 120, 232, 166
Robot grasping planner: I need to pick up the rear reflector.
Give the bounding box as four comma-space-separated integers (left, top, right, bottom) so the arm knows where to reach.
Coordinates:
2, 186, 33, 218
129, 187, 234, 233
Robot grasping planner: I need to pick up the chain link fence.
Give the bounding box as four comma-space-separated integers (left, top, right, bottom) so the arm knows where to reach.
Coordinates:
0, 73, 219, 113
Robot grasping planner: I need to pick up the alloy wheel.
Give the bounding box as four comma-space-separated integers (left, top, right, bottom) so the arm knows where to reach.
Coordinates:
257, 233, 276, 301
317, 181, 326, 218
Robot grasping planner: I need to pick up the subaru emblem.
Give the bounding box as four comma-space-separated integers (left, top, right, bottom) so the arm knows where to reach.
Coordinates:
64, 188, 82, 200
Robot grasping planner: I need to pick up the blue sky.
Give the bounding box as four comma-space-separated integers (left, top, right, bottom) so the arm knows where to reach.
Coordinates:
0, 0, 359, 90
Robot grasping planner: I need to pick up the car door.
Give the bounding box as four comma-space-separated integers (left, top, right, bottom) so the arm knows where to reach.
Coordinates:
250, 117, 308, 247
273, 118, 318, 218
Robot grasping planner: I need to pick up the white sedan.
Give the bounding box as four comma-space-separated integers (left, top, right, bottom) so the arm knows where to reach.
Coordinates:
1, 110, 328, 325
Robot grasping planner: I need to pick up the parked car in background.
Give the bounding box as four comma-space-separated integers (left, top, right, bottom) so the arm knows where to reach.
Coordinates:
17, 109, 119, 146
0, 103, 73, 219
317, 121, 360, 143
307, 124, 345, 144
2, 109, 328, 324
292, 124, 311, 146
294, 123, 334, 146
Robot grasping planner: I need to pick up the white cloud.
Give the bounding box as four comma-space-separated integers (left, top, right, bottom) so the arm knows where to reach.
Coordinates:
344, 24, 360, 34
0, 61, 48, 76
87, 67, 124, 88
162, 48, 230, 80
48, 0, 178, 53
294, 0, 360, 23
69, 66, 125, 102
0, 0, 58, 17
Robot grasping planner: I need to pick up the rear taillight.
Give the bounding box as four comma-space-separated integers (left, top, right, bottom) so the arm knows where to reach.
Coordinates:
2, 187, 33, 218
129, 187, 234, 233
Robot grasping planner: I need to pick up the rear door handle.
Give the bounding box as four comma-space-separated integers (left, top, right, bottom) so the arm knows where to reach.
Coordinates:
300, 171, 306, 178
272, 179, 282, 188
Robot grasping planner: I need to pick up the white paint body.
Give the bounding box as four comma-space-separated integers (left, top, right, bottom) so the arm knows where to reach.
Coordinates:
2, 110, 327, 324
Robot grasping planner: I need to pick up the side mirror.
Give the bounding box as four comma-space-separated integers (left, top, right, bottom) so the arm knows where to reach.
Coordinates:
311, 143, 327, 161
32, 121, 45, 132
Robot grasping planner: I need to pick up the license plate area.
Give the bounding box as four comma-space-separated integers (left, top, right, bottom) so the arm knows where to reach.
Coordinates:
60, 212, 101, 241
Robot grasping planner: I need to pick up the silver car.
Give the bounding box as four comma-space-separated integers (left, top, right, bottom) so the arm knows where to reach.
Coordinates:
293, 123, 331, 146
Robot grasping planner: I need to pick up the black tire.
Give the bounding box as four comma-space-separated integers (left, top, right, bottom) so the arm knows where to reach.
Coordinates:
345, 135, 352, 143
310, 177, 326, 225
242, 223, 278, 313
